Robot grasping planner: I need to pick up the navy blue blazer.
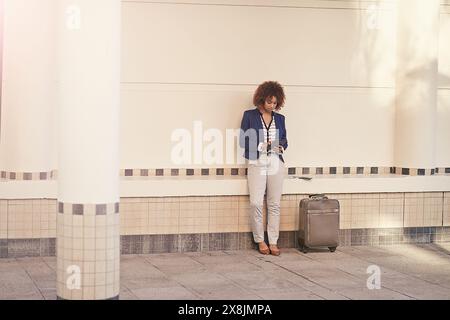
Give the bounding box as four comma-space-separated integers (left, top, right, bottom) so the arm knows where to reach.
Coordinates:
239, 107, 288, 163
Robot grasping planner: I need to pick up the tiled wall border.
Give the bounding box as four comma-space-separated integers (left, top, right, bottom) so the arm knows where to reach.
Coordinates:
57, 201, 120, 215
0, 170, 55, 181
122, 166, 450, 177
338, 227, 450, 246
1, 166, 450, 181
122, 227, 450, 253
2, 228, 450, 258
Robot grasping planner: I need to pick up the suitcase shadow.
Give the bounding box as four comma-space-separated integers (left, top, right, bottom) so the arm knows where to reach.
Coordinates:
297, 246, 337, 254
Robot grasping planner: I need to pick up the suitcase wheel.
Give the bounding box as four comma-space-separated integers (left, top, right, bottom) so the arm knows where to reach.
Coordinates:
328, 247, 337, 253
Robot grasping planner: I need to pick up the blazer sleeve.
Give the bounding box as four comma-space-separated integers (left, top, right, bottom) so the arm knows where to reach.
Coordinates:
280, 115, 288, 150
239, 111, 250, 149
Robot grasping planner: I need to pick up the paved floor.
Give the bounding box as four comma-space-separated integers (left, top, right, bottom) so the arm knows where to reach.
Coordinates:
1, 243, 450, 300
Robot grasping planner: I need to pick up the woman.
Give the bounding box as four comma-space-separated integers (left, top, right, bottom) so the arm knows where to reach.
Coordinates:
239, 81, 288, 256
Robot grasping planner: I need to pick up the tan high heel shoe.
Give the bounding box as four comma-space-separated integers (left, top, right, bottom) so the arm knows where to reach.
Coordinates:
269, 245, 281, 256
258, 242, 270, 255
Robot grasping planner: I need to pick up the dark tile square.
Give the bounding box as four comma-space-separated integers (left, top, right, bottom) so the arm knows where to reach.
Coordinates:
231, 168, 239, 176
390, 167, 396, 174
125, 169, 133, 177
129, 235, 143, 254
402, 168, 410, 175
200, 234, 210, 251
293, 231, 301, 248
351, 235, 362, 246
329, 167, 337, 174
186, 169, 194, 176
370, 167, 378, 174
140, 169, 149, 176
0, 247, 7, 258
302, 168, 310, 175
238, 232, 256, 250
431, 233, 441, 243
357, 167, 364, 174
360, 236, 369, 246
0, 239, 7, 258
23, 173, 32, 180
393, 235, 403, 244
378, 235, 390, 245
371, 235, 380, 246
39, 172, 47, 180
201, 169, 209, 176
156, 169, 164, 176
10, 172, 16, 180
343, 167, 350, 174
180, 234, 201, 252
39, 239, 53, 256
278, 231, 296, 248
417, 169, 425, 176
316, 167, 323, 175
49, 238, 56, 256
39, 239, 49, 255
208, 233, 224, 250
417, 234, 430, 244
143, 234, 179, 254
288, 168, 296, 175
223, 233, 239, 250
73, 204, 84, 215
171, 169, 179, 176
445, 168, 450, 174
58, 202, 64, 214
442, 232, 450, 242
96, 204, 107, 215
120, 236, 131, 255
7, 239, 40, 258
216, 168, 224, 176
351, 229, 363, 237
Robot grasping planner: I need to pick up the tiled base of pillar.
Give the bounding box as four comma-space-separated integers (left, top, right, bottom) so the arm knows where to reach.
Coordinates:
2, 228, 450, 258
56, 295, 119, 300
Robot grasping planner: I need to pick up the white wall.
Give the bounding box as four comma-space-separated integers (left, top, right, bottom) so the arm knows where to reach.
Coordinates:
0, 0, 57, 172
120, 0, 401, 168
437, 3, 450, 167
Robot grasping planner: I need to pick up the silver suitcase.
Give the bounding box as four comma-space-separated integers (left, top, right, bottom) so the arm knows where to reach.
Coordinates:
298, 194, 340, 253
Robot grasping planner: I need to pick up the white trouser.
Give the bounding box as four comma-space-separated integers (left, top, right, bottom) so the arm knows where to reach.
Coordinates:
247, 154, 285, 245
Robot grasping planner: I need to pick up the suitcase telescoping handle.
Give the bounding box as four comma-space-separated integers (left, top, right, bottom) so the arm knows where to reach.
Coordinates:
309, 194, 328, 200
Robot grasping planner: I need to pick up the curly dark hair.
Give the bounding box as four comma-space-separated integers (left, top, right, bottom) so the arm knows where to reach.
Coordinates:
253, 81, 286, 111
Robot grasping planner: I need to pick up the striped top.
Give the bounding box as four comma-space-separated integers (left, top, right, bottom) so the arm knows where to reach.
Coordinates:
258, 113, 277, 155
261, 114, 277, 143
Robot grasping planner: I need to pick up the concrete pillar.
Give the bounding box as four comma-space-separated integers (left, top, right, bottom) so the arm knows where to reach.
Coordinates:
394, 0, 440, 173
56, 0, 121, 300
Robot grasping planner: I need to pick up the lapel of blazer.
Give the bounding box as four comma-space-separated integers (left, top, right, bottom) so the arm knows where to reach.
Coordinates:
252, 108, 263, 130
